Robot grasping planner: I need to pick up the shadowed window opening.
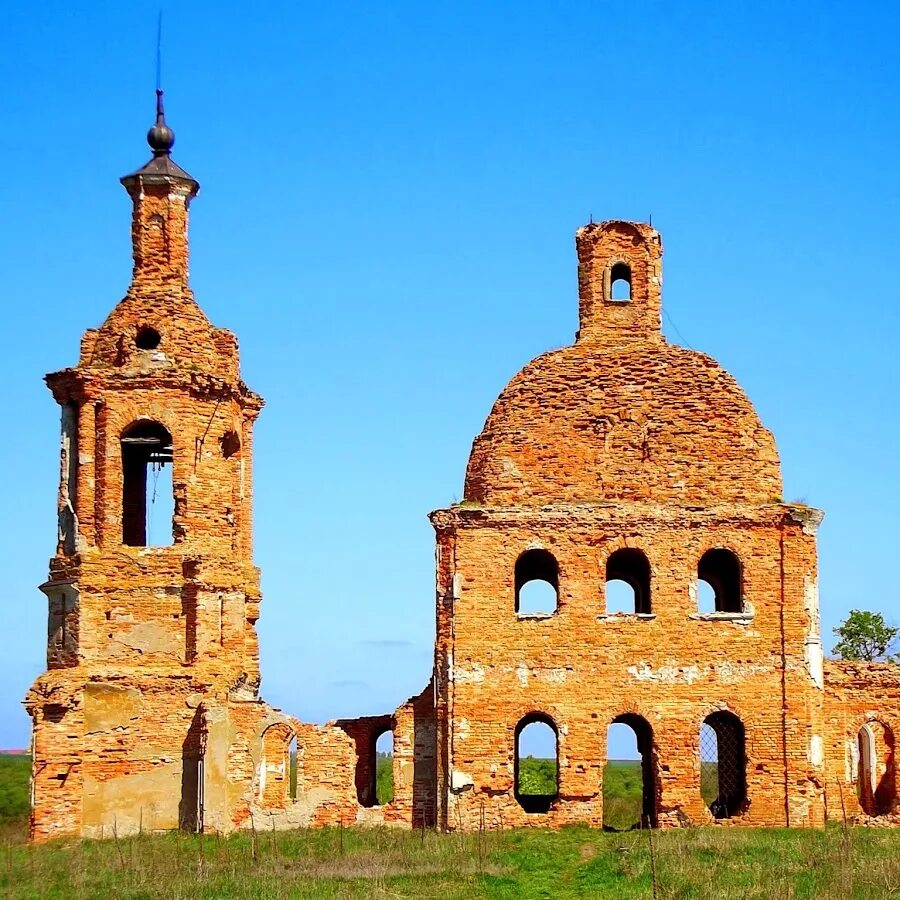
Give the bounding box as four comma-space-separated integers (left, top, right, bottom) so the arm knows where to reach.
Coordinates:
697, 549, 742, 613
289, 735, 298, 801
121, 421, 174, 547
605, 549, 651, 614
515, 715, 559, 813
221, 430, 241, 459
700, 711, 747, 818
515, 549, 559, 615
375, 730, 394, 806
604, 715, 656, 830
856, 722, 896, 815
135, 326, 161, 350
610, 262, 632, 301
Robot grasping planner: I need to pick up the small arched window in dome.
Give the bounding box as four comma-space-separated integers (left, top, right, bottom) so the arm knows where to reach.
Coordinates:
610, 262, 632, 302
135, 327, 162, 350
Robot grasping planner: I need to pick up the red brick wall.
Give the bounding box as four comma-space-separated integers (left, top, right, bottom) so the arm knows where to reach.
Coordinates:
823, 660, 900, 820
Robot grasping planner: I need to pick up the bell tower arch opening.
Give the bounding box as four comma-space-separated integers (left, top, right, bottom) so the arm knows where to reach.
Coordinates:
121, 420, 174, 547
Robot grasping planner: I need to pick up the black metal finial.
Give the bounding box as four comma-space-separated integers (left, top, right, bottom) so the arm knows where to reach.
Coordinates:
147, 88, 175, 156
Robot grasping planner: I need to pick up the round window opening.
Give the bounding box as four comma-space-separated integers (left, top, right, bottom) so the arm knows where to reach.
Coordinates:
135, 327, 162, 350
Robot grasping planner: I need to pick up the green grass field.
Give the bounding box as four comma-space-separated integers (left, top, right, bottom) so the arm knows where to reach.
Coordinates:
3, 754, 900, 898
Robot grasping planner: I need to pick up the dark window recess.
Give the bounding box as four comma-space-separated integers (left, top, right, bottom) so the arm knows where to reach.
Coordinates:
289, 735, 298, 802
700, 711, 747, 818
121, 421, 174, 547
515, 715, 559, 813
610, 262, 632, 301
135, 327, 161, 350
221, 430, 241, 459
605, 548, 651, 614
698, 549, 742, 613
515, 549, 559, 614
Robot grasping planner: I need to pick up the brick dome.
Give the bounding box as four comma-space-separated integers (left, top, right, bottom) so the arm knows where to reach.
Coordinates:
464, 220, 783, 506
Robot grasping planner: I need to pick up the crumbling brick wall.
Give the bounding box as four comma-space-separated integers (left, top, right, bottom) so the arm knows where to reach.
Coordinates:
823, 660, 900, 820
197, 682, 437, 836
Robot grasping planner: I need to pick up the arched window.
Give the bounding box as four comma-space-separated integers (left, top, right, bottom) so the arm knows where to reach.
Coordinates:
375, 729, 394, 806
259, 723, 293, 809
605, 549, 651, 614
604, 714, 656, 829
610, 262, 632, 301
515, 714, 559, 813
515, 549, 559, 615
121, 421, 174, 547
856, 721, 896, 815
699, 711, 747, 818
697, 549, 742, 613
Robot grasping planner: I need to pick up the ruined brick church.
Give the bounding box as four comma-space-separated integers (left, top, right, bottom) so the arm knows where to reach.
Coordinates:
24, 96, 899, 841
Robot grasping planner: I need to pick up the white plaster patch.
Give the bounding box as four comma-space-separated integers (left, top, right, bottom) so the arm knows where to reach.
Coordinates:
516, 664, 529, 687
501, 458, 523, 479
451, 770, 474, 792
805, 640, 824, 691
453, 664, 485, 684
628, 663, 700, 684
803, 576, 824, 690
457, 718, 471, 742
713, 661, 771, 683
847, 738, 859, 783
809, 734, 824, 767
541, 668, 569, 684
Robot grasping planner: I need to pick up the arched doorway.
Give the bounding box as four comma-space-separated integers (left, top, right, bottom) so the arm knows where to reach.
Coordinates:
604, 714, 656, 829
699, 711, 747, 819
514, 714, 559, 813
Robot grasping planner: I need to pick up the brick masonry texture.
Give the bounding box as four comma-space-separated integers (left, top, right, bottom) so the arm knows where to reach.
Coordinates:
23, 149, 899, 841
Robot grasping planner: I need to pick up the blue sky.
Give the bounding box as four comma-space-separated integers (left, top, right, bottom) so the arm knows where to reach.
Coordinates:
1, 1, 898, 756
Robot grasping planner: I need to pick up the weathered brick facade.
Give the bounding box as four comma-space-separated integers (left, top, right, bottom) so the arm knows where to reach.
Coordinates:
24, 107, 898, 841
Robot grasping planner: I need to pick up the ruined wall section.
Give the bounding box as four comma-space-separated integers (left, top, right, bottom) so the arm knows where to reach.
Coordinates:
201, 682, 435, 834
823, 659, 900, 821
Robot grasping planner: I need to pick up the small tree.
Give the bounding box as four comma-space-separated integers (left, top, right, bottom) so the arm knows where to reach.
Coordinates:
832, 609, 899, 662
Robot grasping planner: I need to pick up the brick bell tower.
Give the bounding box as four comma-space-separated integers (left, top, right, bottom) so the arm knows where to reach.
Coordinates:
24, 92, 264, 841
